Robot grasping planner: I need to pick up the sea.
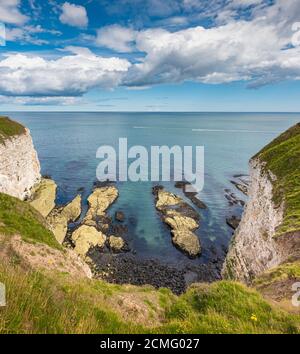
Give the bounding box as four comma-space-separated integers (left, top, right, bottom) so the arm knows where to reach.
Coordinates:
5, 112, 300, 282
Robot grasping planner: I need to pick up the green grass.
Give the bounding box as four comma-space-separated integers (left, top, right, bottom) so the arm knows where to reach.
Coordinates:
0, 193, 61, 250
253, 122, 300, 235
0, 117, 25, 144
254, 262, 300, 288
0, 263, 299, 334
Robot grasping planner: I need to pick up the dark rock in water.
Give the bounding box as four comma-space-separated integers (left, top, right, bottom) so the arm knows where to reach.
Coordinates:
185, 193, 207, 209
42, 174, 52, 180
174, 181, 207, 209
128, 216, 137, 226
93, 180, 115, 188
115, 210, 125, 222
96, 214, 112, 233
230, 180, 248, 196
175, 181, 191, 189
152, 185, 164, 196
226, 215, 241, 230
77, 187, 85, 193
111, 224, 128, 236
224, 189, 245, 207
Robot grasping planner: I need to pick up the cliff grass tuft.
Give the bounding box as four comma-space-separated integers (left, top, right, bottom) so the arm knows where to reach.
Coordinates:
0, 116, 26, 144
0, 193, 61, 250
253, 122, 300, 235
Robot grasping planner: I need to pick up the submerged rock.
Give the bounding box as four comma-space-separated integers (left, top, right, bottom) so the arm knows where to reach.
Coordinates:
47, 194, 82, 244
175, 181, 207, 209
29, 178, 57, 217
108, 235, 125, 253
115, 211, 125, 222
230, 180, 248, 196
226, 215, 241, 230
71, 225, 106, 257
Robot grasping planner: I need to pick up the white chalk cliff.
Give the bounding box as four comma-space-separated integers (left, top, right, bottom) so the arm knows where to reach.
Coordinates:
0, 128, 41, 200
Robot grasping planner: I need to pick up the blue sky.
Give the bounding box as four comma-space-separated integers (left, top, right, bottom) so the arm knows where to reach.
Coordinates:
0, 0, 300, 111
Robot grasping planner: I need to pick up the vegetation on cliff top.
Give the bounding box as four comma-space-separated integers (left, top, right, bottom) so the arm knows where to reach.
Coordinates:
0, 193, 61, 250
253, 122, 300, 235
0, 193, 299, 334
0, 116, 26, 144
0, 261, 299, 334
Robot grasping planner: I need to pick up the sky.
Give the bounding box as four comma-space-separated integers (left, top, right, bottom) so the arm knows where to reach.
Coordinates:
0, 0, 300, 112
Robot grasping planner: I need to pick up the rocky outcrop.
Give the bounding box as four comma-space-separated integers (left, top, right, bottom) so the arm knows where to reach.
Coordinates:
154, 188, 201, 258
108, 235, 125, 252
70, 185, 120, 257
72, 225, 107, 257
0, 127, 41, 200
29, 178, 57, 217
47, 195, 82, 244
83, 186, 118, 229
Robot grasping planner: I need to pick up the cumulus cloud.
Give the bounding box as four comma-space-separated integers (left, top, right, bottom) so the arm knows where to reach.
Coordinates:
96, 25, 137, 52
0, 0, 28, 25
0, 48, 131, 96
121, 0, 300, 88
1, 0, 300, 102
59, 2, 88, 28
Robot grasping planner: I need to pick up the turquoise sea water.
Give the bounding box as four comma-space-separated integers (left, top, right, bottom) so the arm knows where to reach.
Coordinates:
5, 112, 300, 268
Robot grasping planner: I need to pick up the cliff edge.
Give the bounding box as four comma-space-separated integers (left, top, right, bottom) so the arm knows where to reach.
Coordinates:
223, 123, 300, 284
0, 116, 41, 200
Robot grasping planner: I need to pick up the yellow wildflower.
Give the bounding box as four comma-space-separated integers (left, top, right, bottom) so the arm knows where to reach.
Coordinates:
251, 314, 258, 322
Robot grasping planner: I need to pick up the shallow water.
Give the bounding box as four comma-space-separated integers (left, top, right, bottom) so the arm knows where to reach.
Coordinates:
6, 112, 300, 270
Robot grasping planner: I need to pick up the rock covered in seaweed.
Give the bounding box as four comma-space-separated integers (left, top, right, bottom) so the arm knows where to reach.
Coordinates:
47, 194, 82, 244
71, 225, 106, 257
154, 187, 201, 258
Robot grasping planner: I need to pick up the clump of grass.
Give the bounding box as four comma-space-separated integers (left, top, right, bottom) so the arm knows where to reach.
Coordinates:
0, 193, 61, 250
0, 117, 26, 144
253, 123, 300, 235
1, 263, 299, 334
157, 281, 300, 334
254, 262, 300, 288
0, 263, 145, 334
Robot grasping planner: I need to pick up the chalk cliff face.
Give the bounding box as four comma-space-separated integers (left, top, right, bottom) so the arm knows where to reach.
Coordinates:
0, 128, 41, 200
223, 123, 300, 284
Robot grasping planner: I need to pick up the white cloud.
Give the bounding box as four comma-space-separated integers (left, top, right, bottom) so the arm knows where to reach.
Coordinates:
5, 25, 62, 45
0, 0, 28, 25
96, 25, 137, 52
0, 48, 131, 96
59, 2, 88, 28
121, 0, 300, 87
0, 95, 82, 106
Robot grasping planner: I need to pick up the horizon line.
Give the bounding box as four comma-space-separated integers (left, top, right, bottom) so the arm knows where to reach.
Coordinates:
2, 111, 300, 114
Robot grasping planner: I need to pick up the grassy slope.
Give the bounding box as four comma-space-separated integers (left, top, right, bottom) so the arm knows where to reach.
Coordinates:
253, 122, 300, 235
0, 117, 26, 144
0, 193, 61, 250
1, 262, 299, 334
0, 193, 299, 333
